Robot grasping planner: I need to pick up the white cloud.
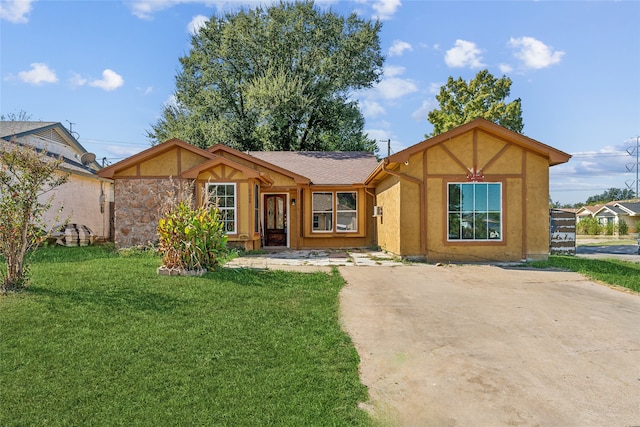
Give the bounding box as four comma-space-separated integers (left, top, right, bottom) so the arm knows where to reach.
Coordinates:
128, 0, 178, 20
137, 86, 154, 95
499, 63, 514, 73
128, 0, 249, 20
428, 82, 442, 94
376, 78, 417, 100
18, 63, 58, 85
363, 65, 417, 101
69, 72, 88, 88
361, 100, 385, 118
187, 14, 208, 35
509, 36, 565, 69
445, 39, 485, 68
0, 0, 34, 23
89, 69, 124, 91
388, 40, 412, 57
411, 100, 435, 121
372, 0, 401, 20
384, 65, 406, 78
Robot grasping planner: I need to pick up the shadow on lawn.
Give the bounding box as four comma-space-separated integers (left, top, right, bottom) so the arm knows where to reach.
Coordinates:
28, 285, 185, 313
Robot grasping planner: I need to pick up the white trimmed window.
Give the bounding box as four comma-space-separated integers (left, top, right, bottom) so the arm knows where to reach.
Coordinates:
312, 191, 358, 233
448, 183, 502, 241
336, 192, 357, 232
312, 192, 333, 232
208, 183, 237, 234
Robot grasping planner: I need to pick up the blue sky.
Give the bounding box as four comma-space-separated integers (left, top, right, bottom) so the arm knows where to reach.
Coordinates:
1, 0, 638, 205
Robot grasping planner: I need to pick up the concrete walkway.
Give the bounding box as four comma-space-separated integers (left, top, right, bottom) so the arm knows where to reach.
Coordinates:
225, 249, 404, 271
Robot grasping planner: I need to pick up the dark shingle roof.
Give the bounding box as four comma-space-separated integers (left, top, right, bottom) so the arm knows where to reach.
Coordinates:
248, 151, 379, 185
0, 121, 57, 138
617, 201, 640, 214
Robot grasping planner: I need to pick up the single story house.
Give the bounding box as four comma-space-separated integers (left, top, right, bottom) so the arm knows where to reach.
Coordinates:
0, 121, 114, 242
98, 118, 571, 262
578, 200, 640, 233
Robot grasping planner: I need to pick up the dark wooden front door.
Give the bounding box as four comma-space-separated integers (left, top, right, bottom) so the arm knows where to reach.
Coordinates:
264, 194, 287, 246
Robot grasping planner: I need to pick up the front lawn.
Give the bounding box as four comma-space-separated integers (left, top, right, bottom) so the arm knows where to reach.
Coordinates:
529, 255, 640, 293
0, 246, 370, 426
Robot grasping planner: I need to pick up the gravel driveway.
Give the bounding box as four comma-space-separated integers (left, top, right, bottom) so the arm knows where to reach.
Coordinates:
339, 264, 640, 427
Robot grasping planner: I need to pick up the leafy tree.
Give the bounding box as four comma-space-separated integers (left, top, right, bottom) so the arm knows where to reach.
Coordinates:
148, 1, 383, 152
0, 140, 68, 292
584, 188, 636, 205
427, 69, 523, 137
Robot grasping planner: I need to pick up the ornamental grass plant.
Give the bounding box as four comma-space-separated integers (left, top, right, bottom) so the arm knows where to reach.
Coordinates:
157, 180, 228, 272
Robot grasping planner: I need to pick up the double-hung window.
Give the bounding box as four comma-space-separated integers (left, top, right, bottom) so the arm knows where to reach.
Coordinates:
312, 191, 358, 233
336, 192, 357, 232
448, 183, 501, 241
312, 192, 333, 232
208, 183, 236, 234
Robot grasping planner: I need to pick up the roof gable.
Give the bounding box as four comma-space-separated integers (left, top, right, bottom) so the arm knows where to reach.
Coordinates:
594, 205, 623, 216
1, 121, 89, 155
208, 144, 311, 184
387, 118, 571, 166
98, 138, 215, 179
182, 156, 274, 184
614, 201, 640, 215
0, 121, 102, 174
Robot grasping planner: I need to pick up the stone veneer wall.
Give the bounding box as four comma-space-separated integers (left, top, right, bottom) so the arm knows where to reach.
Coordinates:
114, 178, 192, 247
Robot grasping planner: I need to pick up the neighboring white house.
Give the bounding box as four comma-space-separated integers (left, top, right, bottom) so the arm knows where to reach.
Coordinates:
576, 200, 640, 234
0, 121, 114, 242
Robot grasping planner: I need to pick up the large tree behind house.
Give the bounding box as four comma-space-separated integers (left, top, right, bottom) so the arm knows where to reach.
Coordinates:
148, 1, 383, 152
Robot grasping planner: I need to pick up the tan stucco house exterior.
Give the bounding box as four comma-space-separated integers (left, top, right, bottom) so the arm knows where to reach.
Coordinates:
98, 119, 571, 262
0, 121, 114, 242
367, 119, 571, 262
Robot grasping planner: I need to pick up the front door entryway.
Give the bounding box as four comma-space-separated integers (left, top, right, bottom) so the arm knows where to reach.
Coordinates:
264, 194, 287, 246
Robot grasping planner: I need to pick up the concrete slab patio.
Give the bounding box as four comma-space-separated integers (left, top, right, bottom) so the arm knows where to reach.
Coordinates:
339, 264, 640, 426
224, 249, 404, 272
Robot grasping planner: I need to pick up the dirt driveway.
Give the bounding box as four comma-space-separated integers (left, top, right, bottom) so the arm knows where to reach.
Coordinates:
339, 264, 640, 427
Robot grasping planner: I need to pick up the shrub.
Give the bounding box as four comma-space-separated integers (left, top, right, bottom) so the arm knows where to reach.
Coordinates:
157, 201, 228, 271
618, 219, 629, 235
577, 216, 602, 235
156, 180, 228, 272
605, 221, 615, 236
0, 141, 68, 292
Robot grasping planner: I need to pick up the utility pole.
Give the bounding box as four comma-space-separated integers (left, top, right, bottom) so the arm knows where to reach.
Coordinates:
378, 139, 391, 159
625, 136, 640, 198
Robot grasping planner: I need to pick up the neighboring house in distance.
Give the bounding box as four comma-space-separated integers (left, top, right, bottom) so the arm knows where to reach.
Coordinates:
98, 118, 571, 262
576, 204, 603, 222
578, 200, 640, 233
0, 121, 114, 241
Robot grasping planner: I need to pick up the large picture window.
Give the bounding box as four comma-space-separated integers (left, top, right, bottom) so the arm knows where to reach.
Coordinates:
312, 191, 358, 233
448, 183, 501, 241
208, 183, 236, 234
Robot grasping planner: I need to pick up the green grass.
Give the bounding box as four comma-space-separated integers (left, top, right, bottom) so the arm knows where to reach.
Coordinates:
529, 256, 640, 293
0, 246, 370, 426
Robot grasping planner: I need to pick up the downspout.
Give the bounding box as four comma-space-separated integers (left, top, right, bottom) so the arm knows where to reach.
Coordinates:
382, 160, 427, 255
